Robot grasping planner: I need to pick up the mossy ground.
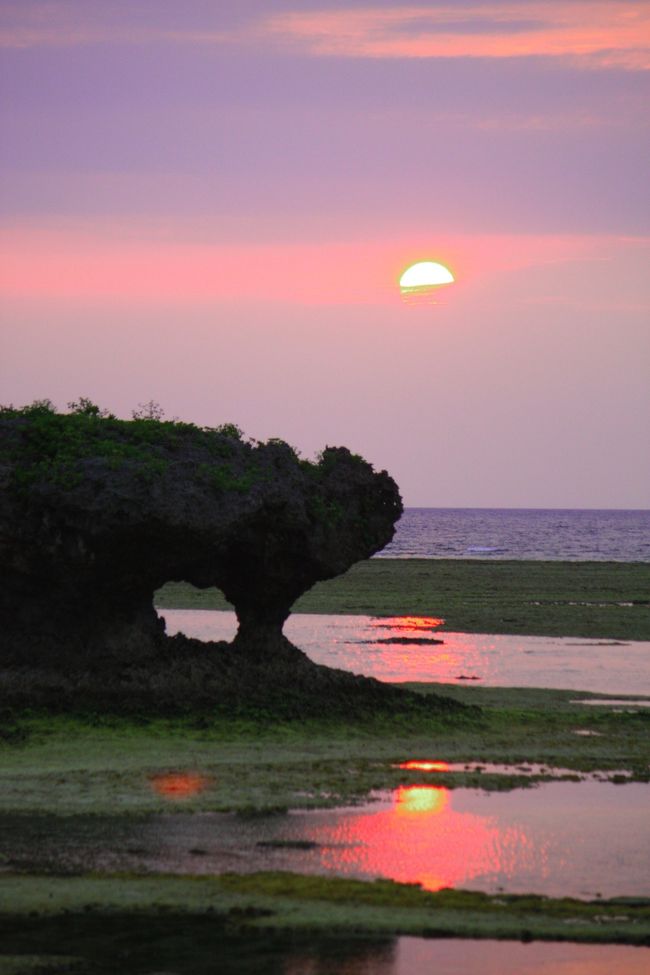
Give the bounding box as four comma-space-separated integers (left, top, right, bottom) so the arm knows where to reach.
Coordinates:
1, 872, 649, 974
157, 559, 650, 641
1, 686, 648, 816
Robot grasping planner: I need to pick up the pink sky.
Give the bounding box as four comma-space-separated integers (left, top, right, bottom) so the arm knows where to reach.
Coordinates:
1, 1, 649, 506
263, 4, 650, 67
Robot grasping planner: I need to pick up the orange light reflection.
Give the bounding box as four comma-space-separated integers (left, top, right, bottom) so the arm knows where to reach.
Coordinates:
398, 760, 450, 773
150, 772, 209, 799
374, 616, 445, 631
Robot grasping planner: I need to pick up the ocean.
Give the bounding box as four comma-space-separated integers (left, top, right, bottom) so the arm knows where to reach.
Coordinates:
377, 508, 650, 562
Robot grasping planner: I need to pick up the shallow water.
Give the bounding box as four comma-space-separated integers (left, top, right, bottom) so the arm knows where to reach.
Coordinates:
393, 760, 634, 780
5, 933, 649, 975
161, 609, 650, 695
348, 939, 649, 975
4, 782, 648, 899
571, 699, 650, 708
128, 938, 650, 975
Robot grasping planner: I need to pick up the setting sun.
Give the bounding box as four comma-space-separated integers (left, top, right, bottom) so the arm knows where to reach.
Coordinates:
399, 261, 454, 290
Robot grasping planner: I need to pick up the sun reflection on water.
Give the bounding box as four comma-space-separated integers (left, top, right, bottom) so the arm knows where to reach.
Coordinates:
161, 609, 650, 692
150, 772, 209, 799
394, 785, 448, 816
372, 616, 445, 632
397, 760, 450, 773
315, 784, 533, 892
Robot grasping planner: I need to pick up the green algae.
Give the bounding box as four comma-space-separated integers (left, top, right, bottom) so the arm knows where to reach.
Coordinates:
0, 687, 648, 815
0, 958, 84, 975
1, 873, 649, 948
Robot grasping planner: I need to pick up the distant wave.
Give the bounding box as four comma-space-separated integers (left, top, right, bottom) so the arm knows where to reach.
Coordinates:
377, 508, 650, 561
465, 546, 508, 554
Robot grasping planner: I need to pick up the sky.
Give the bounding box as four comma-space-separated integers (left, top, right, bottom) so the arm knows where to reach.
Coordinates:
1, 0, 649, 508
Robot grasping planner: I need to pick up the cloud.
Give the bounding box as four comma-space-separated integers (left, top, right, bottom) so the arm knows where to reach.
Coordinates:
1, 2, 648, 70
261, 3, 650, 69
0, 2, 231, 49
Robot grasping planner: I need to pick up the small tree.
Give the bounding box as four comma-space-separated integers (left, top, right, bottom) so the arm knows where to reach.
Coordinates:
68, 398, 111, 418
131, 400, 165, 421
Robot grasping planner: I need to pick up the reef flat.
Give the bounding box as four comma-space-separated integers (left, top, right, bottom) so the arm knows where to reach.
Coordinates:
158, 558, 650, 641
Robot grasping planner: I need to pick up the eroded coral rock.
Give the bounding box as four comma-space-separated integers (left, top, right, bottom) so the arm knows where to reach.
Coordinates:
0, 406, 402, 666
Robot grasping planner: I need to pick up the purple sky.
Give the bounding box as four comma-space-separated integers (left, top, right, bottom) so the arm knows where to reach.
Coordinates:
1, 1, 649, 506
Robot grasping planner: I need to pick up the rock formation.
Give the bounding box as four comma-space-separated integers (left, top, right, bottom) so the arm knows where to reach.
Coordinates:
0, 404, 402, 669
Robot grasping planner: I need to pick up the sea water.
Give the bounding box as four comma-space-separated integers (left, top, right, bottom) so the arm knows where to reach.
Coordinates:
377, 508, 650, 561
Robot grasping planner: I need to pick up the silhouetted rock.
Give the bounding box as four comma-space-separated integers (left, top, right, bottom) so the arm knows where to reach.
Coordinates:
0, 405, 401, 670
0, 404, 471, 717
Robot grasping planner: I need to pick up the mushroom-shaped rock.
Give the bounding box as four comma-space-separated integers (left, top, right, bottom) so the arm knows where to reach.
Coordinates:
0, 406, 402, 666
